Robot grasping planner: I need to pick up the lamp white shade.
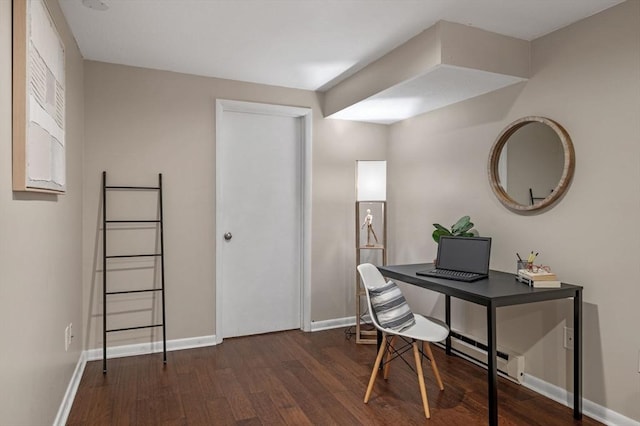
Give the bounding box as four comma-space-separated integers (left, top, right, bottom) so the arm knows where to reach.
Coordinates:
356, 161, 386, 201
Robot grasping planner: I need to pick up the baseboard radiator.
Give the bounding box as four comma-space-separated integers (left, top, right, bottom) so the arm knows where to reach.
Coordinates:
434, 330, 525, 384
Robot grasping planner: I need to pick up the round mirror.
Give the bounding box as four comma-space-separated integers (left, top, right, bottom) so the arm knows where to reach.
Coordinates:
488, 116, 575, 212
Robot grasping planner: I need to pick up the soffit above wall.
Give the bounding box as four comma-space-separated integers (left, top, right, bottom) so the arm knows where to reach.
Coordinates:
324, 21, 530, 124
328, 65, 526, 124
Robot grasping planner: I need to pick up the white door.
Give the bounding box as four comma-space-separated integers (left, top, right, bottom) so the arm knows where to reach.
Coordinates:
216, 100, 311, 340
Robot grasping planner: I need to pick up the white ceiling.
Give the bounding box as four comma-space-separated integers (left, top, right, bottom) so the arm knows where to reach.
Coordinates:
59, 0, 624, 93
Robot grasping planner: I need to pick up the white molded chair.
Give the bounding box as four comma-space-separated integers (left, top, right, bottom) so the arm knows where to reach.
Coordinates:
357, 263, 450, 419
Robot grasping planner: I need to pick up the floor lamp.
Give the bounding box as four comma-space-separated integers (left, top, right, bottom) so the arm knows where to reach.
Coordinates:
355, 160, 387, 344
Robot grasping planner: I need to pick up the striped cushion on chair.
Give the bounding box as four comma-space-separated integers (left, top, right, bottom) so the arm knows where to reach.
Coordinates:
369, 280, 416, 331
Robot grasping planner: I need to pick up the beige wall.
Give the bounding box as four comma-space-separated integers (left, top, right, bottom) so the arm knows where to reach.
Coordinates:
0, 0, 84, 424
387, 1, 639, 421
82, 61, 388, 349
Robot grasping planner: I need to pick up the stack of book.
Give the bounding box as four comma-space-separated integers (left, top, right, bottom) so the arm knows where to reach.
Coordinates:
517, 269, 561, 288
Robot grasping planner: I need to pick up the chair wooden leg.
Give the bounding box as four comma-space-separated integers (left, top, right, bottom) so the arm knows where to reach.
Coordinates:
423, 341, 444, 391
412, 341, 431, 418
364, 332, 387, 403
383, 335, 396, 380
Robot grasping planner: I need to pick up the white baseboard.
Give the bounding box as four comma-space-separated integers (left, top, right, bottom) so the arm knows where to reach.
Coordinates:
53, 351, 87, 426
310, 316, 356, 332
523, 374, 639, 426
85, 334, 217, 361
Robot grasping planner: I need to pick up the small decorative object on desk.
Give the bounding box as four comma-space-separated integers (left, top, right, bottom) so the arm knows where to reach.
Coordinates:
517, 265, 561, 288
516, 259, 531, 272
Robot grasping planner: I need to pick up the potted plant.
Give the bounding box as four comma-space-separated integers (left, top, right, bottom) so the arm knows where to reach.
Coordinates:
432, 215, 477, 243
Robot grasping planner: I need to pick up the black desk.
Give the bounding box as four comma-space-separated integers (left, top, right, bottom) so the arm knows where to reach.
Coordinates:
378, 263, 582, 426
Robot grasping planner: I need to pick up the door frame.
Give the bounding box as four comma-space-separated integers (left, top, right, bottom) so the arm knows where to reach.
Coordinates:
215, 99, 312, 343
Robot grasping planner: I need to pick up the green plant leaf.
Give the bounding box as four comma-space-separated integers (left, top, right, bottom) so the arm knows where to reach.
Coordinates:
432, 228, 451, 243
455, 221, 474, 234
433, 223, 449, 233
459, 232, 475, 237
450, 216, 469, 233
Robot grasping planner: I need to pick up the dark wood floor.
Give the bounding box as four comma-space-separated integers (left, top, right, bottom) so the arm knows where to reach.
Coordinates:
67, 328, 600, 425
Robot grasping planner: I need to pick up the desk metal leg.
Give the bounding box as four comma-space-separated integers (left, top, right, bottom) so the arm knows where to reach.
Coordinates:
574, 289, 583, 419
445, 295, 452, 355
487, 303, 498, 426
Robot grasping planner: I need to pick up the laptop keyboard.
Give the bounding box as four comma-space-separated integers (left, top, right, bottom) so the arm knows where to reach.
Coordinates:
416, 268, 485, 282
432, 268, 479, 279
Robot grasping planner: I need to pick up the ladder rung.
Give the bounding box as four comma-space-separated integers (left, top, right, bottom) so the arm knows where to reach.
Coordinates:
105, 220, 161, 223
104, 219, 160, 223
106, 324, 163, 333
105, 254, 161, 259
105, 185, 160, 190
106, 288, 163, 295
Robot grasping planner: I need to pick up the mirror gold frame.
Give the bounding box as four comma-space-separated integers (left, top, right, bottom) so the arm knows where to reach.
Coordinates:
488, 116, 575, 212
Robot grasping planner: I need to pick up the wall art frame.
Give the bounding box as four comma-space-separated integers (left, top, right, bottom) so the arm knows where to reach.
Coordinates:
13, 0, 66, 193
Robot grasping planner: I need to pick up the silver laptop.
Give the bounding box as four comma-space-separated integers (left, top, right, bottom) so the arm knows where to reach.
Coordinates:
417, 236, 492, 282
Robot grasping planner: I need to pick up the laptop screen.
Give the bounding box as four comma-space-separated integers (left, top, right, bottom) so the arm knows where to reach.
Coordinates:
436, 236, 492, 274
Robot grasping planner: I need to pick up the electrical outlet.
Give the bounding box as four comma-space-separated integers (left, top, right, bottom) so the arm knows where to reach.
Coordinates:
563, 327, 574, 350
64, 323, 73, 351
64, 325, 70, 351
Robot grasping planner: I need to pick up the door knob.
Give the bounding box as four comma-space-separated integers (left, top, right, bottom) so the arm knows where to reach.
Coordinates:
224, 232, 232, 241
